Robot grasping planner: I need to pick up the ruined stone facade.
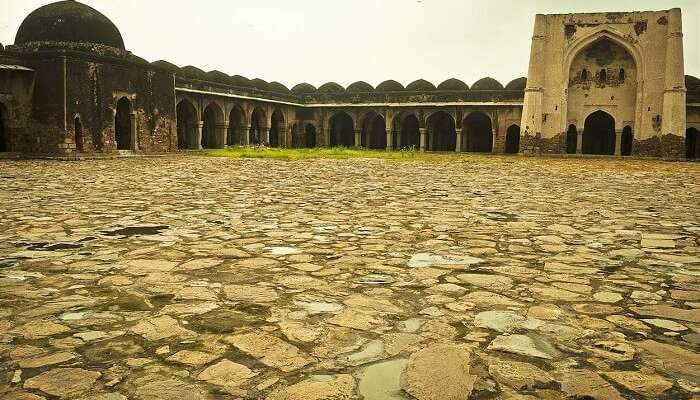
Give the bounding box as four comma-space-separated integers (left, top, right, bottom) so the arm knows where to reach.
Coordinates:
0, 1, 698, 159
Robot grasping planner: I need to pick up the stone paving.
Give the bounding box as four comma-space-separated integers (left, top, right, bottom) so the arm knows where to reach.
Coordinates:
0, 155, 699, 400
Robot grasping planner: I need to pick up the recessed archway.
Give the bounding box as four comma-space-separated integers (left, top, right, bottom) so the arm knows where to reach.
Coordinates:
176, 99, 197, 149
115, 97, 132, 150
329, 112, 354, 147
228, 105, 245, 146
583, 110, 615, 155
270, 110, 285, 148
250, 107, 266, 145
202, 103, 223, 149
305, 124, 317, 148
399, 114, 420, 149
361, 112, 386, 149
505, 124, 520, 154
687, 127, 699, 160
463, 112, 492, 152
0, 102, 8, 152
74, 116, 84, 152
566, 124, 577, 154
621, 125, 633, 156
428, 111, 455, 151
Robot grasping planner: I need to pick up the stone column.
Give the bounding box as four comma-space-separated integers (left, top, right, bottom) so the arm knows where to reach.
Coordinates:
242, 125, 250, 146
491, 129, 498, 153
263, 128, 270, 145
129, 112, 138, 151
455, 128, 463, 152
280, 127, 288, 148
576, 129, 583, 154
661, 8, 686, 159
354, 129, 361, 147
614, 129, 622, 156
419, 128, 427, 152
385, 130, 393, 151
217, 123, 228, 148
195, 121, 203, 150
395, 130, 401, 149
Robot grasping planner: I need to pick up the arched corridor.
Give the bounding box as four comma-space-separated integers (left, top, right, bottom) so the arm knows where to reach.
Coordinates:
566, 124, 577, 154
329, 112, 354, 147
583, 111, 615, 155
202, 103, 223, 149
270, 110, 284, 148
399, 114, 420, 149
463, 112, 492, 152
305, 124, 316, 148
227, 106, 245, 146
0, 103, 7, 152
505, 124, 520, 154
250, 108, 266, 145
687, 127, 699, 160
428, 111, 455, 151
361, 113, 386, 149
115, 97, 132, 150
176, 100, 197, 149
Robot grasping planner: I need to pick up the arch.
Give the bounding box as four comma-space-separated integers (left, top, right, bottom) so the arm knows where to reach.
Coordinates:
115, 97, 133, 150
581, 69, 588, 81
619, 68, 625, 82
249, 107, 267, 145
360, 111, 386, 149
505, 124, 520, 154
305, 124, 317, 148
270, 109, 285, 148
582, 110, 615, 155
621, 125, 633, 156
398, 113, 420, 149
202, 102, 224, 149
599, 68, 607, 84
329, 112, 354, 147
427, 111, 456, 151
74, 115, 83, 151
686, 127, 699, 160
564, 27, 644, 81
463, 112, 492, 152
0, 102, 8, 152
566, 124, 577, 154
227, 104, 245, 146
176, 99, 197, 149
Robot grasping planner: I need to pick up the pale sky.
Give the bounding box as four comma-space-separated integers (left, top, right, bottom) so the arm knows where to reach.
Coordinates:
1, 0, 698, 89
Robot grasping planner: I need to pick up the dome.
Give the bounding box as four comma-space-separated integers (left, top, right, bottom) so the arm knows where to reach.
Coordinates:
251, 78, 270, 91
151, 60, 180, 73
181, 66, 206, 79
318, 82, 345, 93
376, 80, 404, 91
230, 75, 251, 87
505, 77, 527, 90
347, 81, 374, 92
406, 79, 436, 91
128, 54, 148, 65
437, 78, 469, 91
15, 1, 125, 49
685, 75, 700, 91
472, 77, 504, 90
205, 70, 231, 84
268, 81, 290, 93
291, 83, 317, 94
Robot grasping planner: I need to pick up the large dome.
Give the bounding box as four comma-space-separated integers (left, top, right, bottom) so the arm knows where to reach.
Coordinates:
15, 1, 125, 49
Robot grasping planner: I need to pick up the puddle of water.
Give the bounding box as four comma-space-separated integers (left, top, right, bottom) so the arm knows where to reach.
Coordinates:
358, 358, 408, 400
103, 225, 169, 237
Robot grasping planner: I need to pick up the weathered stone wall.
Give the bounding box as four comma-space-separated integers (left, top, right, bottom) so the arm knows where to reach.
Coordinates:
0, 56, 34, 153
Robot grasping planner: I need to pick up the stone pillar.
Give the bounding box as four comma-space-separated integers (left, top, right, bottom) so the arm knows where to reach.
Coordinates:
263, 128, 270, 145
419, 128, 427, 152
491, 129, 498, 153
661, 8, 686, 159
217, 123, 228, 148
385, 130, 393, 151
576, 130, 583, 154
129, 112, 138, 151
354, 129, 361, 147
242, 125, 250, 146
280, 127, 288, 148
614, 129, 622, 156
455, 128, 463, 152
520, 15, 546, 143
195, 121, 203, 150
395, 130, 401, 149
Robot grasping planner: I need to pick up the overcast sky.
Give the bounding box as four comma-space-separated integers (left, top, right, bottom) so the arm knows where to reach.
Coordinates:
1, 0, 698, 89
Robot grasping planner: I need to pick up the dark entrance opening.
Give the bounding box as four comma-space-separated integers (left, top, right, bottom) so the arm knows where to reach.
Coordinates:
583, 111, 615, 155
0, 103, 7, 152
115, 97, 132, 150
330, 112, 354, 146
687, 127, 699, 160
202, 105, 220, 149
428, 111, 455, 151
270, 110, 284, 148
505, 124, 520, 154
621, 125, 633, 156
228, 106, 244, 146
566, 124, 577, 154
399, 114, 419, 149
463, 112, 492, 152
362, 114, 386, 149
305, 124, 316, 148
74, 116, 83, 151
250, 108, 266, 145
176, 100, 197, 149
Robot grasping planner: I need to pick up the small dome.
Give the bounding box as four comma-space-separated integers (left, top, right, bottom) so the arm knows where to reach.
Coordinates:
472, 77, 504, 90
181, 66, 206, 79
268, 81, 290, 93
347, 81, 374, 92
437, 78, 469, 91
151, 60, 180, 72
251, 78, 270, 91
291, 83, 317, 94
317, 82, 345, 93
376, 80, 404, 91
405, 79, 436, 91
685, 75, 700, 91
128, 54, 148, 65
230, 75, 251, 87
205, 70, 231, 84
15, 1, 125, 49
505, 77, 527, 90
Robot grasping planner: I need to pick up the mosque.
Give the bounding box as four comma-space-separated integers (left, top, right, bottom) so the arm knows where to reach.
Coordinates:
0, 1, 698, 159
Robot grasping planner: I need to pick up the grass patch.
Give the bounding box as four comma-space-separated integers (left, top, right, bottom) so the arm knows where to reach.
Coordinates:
204, 146, 429, 161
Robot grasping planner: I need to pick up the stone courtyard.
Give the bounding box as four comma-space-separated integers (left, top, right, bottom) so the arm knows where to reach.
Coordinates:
0, 155, 699, 400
